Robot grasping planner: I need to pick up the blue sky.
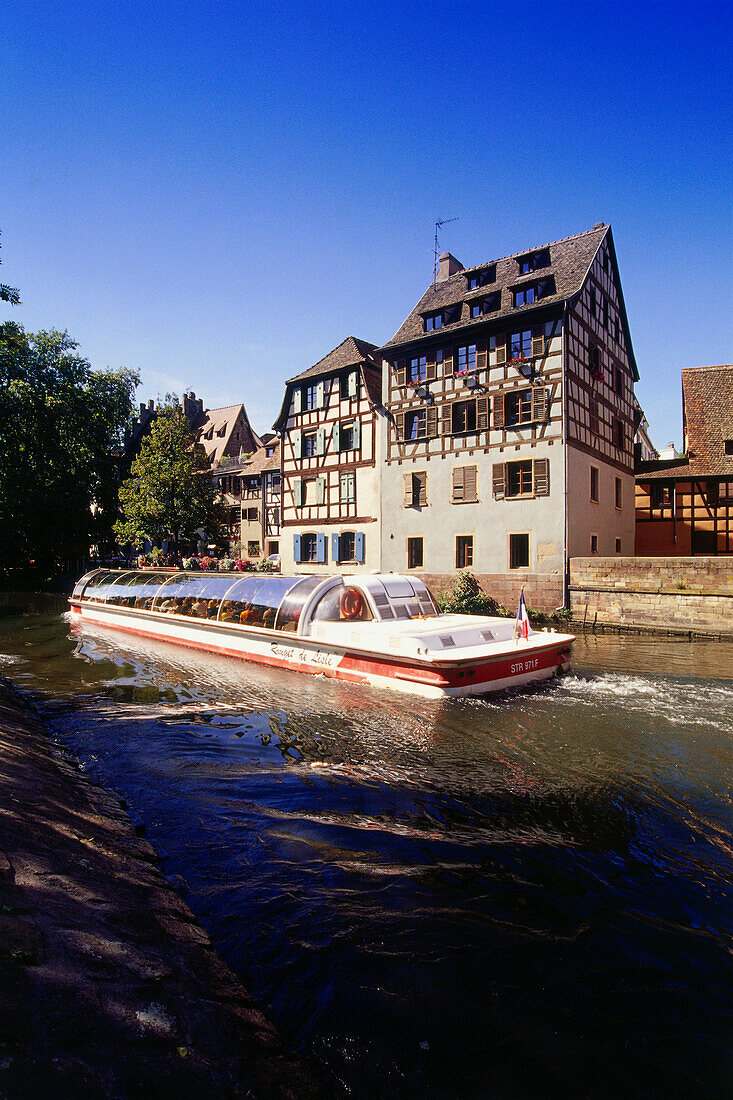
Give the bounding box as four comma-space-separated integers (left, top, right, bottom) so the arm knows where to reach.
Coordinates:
2, 0, 731, 448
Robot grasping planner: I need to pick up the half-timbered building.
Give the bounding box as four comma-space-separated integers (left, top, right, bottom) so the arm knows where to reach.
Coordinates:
379, 224, 638, 609
636, 365, 733, 555
274, 337, 384, 573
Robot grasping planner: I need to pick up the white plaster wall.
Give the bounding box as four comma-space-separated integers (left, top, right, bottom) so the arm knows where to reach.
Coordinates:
566, 444, 635, 557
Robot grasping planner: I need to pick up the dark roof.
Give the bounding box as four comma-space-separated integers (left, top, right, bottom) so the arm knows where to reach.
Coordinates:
287, 336, 380, 383
273, 337, 382, 430
192, 404, 262, 468
637, 365, 733, 480
383, 224, 609, 348
241, 440, 281, 476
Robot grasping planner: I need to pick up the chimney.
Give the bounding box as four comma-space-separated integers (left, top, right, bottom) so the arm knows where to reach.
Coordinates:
182, 391, 204, 423
148, 399, 155, 411
437, 252, 464, 280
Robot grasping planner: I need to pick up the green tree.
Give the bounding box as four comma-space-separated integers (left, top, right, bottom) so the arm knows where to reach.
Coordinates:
114, 406, 224, 554
0, 323, 139, 574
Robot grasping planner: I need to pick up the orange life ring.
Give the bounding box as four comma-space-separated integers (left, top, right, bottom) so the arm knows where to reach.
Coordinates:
340, 586, 364, 620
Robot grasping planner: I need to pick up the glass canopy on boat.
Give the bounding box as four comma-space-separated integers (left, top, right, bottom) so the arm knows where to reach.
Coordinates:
74, 570, 328, 632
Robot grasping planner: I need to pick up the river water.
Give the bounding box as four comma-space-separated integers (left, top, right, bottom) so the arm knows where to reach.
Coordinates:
0, 593, 731, 1097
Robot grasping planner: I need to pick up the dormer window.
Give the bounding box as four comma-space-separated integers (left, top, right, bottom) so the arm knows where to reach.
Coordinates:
466, 265, 495, 290
518, 249, 550, 274
469, 292, 501, 318
425, 311, 443, 331
407, 355, 427, 384
513, 277, 553, 307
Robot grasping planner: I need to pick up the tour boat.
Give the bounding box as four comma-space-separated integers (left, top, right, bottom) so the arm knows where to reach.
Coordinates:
69, 569, 574, 699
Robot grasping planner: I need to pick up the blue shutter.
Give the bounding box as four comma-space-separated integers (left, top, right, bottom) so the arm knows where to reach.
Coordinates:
316, 381, 325, 408
316, 427, 325, 455
352, 420, 361, 450
332, 422, 341, 452
316, 533, 327, 563
293, 533, 301, 563
291, 429, 301, 459
316, 476, 326, 505
354, 532, 365, 563
293, 388, 302, 415
348, 370, 357, 397
332, 532, 340, 563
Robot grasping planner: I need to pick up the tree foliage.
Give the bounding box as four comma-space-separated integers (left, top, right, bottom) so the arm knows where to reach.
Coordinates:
0, 323, 139, 572
114, 406, 224, 551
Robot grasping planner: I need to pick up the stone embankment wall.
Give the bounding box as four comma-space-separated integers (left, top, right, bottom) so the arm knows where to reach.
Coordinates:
422, 573, 565, 614
569, 556, 733, 637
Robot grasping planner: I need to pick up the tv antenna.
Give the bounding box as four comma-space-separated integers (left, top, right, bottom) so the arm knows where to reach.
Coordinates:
433, 217, 458, 285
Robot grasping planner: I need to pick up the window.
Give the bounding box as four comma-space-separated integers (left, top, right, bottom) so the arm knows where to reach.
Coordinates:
614, 366, 624, 396
303, 431, 318, 457
405, 409, 427, 439
340, 372, 359, 400
304, 384, 319, 410
590, 534, 598, 554
590, 287, 597, 316
590, 466, 599, 503
518, 249, 549, 274
456, 535, 473, 568
513, 278, 552, 307
509, 533, 529, 569
451, 400, 477, 434
615, 477, 622, 509
509, 329, 532, 361
340, 423, 355, 450
265, 445, 276, 457
506, 461, 533, 497
469, 293, 500, 318
493, 459, 549, 499
613, 316, 620, 342
613, 417, 625, 450
340, 472, 355, 503
339, 532, 355, 561
589, 397, 600, 434
603, 298, 609, 329
408, 355, 427, 383
651, 482, 673, 508
267, 541, 279, 556
248, 541, 260, 557
452, 465, 478, 503
505, 390, 533, 426
456, 344, 477, 374
407, 537, 424, 569
404, 470, 427, 507
301, 533, 317, 562
615, 538, 622, 554
589, 344, 602, 378
424, 312, 443, 331
467, 266, 494, 289
246, 507, 259, 521
724, 440, 733, 456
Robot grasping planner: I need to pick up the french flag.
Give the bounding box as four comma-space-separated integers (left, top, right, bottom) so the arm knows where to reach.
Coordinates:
515, 589, 529, 641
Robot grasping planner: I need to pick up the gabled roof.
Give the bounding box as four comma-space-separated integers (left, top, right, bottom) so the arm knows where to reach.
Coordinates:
193, 404, 262, 467
637, 365, 733, 479
286, 336, 380, 383
241, 439, 281, 476
273, 336, 382, 430
383, 224, 609, 348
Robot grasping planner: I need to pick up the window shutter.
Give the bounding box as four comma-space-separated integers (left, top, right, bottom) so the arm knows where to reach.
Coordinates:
426, 350, 437, 382
532, 327, 546, 357
476, 338, 487, 372
495, 334, 507, 364
417, 472, 427, 506
348, 371, 357, 397
476, 396, 489, 431
395, 411, 405, 441
293, 533, 301, 562
354, 532, 365, 563
452, 466, 465, 502
352, 420, 361, 449
332, 422, 340, 452
403, 472, 413, 506
316, 381, 325, 409
291, 429, 302, 458
293, 477, 303, 507
492, 463, 506, 499
332, 533, 340, 563
395, 359, 407, 387
443, 348, 454, 375
292, 388, 302, 415
316, 427, 325, 455
316, 533, 327, 563
426, 406, 438, 437
493, 394, 505, 430
441, 403, 452, 435
533, 458, 550, 496
316, 476, 326, 505
532, 387, 549, 423
465, 465, 478, 502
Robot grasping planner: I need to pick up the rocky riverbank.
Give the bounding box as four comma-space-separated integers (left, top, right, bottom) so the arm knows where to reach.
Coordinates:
0, 678, 324, 1098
